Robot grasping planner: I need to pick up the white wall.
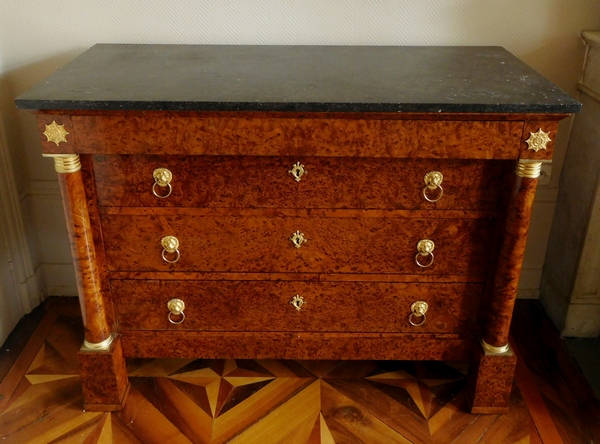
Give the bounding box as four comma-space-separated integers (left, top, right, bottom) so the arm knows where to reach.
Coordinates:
0, 68, 40, 343
0, 0, 600, 302
0, 116, 22, 343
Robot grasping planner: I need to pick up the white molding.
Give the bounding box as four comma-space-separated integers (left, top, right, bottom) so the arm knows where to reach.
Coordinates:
578, 83, 600, 103
0, 111, 42, 315
582, 31, 600, 50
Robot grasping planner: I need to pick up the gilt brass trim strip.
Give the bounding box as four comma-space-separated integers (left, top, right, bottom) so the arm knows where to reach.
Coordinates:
480, 338, 511, 355
42, 153, 81, 173
81, 333, 114, 351
515, 160, 542, 179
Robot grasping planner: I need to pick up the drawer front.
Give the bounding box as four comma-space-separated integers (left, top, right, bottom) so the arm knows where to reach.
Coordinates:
101, 215, 496, 275
92, 155, 507, 211
66, 116, 523, 158
112, 280, 482, 333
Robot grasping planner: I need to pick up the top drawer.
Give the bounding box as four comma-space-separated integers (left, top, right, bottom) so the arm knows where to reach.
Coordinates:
60, 116, 524, 158
92, 155, 508, 211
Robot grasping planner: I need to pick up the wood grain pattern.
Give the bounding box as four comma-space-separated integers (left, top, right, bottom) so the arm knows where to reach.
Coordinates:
0, 306, 60, 411
112, 280, 483, 334
483, 174, 538, 347
58, 171, 111, 345
10, 299, 597, 443
77, 337, 130, 411
100, 206, 498, 219
107, 271, 486, 283
0, 305, 46, 383
467, 348, 518, 414
80, 154, 117, 332
120, 331, 473, 361
92, 155, 509, 211
511, 300, 600, 443
519, 120, 559, 160
101, 215, 497, 275
34, 103, 569, 413
513, 342, 565, 444
67, 114, 523, 158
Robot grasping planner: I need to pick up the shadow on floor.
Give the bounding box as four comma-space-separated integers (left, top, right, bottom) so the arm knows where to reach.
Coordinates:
565, 337, 600, 398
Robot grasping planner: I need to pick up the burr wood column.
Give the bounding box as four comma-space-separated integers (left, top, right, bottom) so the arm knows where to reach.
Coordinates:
482, 160, 542, 352
467, 160, 541, 413
49, 154, 112, 347
49, 153, 129, 410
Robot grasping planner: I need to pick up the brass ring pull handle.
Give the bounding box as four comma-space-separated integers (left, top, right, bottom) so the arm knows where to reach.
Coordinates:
290, 295, 305, 311
289, 230, 307, 248
415, 239, 435, 268
422, 171, 443, 203
167, 299, 185, 324
409, 301, 428, 326
161, 236, 181, 263
288, 162, 306, 182
152, 168, 173, 198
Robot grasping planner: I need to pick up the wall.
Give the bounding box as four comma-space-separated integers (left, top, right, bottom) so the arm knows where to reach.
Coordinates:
0, 0, 600, 301
541, 32, 600, 337
0, 221, 19, 344
0, 112, 23, 343
0, 44, 41, 342
0, 87, 39, 343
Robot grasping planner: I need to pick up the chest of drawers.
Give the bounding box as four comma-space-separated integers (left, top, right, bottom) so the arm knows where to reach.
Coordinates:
16, 44, 579, 414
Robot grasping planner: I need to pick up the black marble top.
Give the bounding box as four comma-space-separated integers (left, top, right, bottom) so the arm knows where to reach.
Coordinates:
15, 44, 580, 114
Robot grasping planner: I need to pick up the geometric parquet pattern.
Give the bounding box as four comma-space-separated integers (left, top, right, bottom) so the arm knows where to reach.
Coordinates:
0, 314, 534, 443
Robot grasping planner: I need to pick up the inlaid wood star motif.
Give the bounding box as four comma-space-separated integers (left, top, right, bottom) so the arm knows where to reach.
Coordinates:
364, 361, 466, 420
167, 359, 276, 418
1, 314, 533, 443
43, 121, 69, 145
525, 128, 551, 152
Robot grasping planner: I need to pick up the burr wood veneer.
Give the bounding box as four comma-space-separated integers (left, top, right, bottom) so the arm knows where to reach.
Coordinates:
16, 44, 579, 414
92, 155, 508, 211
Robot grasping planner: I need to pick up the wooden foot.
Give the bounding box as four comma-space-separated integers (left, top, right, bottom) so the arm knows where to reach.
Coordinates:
466, 344, 517, 414
77, 336, 129, 411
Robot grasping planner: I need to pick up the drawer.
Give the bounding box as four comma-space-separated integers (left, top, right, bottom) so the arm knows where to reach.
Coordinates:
68, 116, 524, 158
112, 280, 483, 334
92, 155, 508, 211
101, 215, 496, 275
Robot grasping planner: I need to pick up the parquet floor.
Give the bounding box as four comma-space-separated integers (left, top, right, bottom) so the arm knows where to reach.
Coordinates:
0, 299, 598, 443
